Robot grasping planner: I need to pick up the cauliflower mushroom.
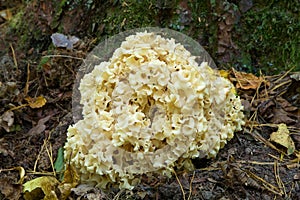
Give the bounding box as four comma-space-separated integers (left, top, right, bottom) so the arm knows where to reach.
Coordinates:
64, 31, 245, 189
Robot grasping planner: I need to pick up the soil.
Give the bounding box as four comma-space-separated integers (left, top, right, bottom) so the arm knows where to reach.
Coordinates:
0, 1, 300, 200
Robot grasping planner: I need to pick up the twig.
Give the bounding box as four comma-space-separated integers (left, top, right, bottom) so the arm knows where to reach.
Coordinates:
237, 160, 276, 165
10, 43, 18, 69
24, 63, 30, 96
246, 169, 282, 196
269, 79, 292, 93
187, 171, 195, 200
274, 161, 286, 196
42, 54, 84, 60
45, 140, 56, 176
173, 169, 186, 200
245, 129, 286, 156
273, 67, 295, 84
26, 171, 55, 176
7, 104, 28, 111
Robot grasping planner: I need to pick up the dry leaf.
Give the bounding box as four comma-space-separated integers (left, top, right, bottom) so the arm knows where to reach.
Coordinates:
290, 72, 300, 81
0, 110, 14, 132
270, 123, 295, 155
294, 173, 300, 180
276, 97, 298, 112
257, 99, 275, 115
71, 184, 105, 200
27, 115, 51, 136
288, 151, 300, 169
270, 108, 297, 124
58, 164, 80, 200
71, 184, 94, 196
0, 139, 15, 157
0, 9, 12, 21
25, 96, 47, 108
23, 176, 59, 200
233, 71, 266, 90
0, 166, 26, 199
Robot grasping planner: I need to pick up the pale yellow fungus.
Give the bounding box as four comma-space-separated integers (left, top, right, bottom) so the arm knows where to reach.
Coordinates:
64, 32, 244, 189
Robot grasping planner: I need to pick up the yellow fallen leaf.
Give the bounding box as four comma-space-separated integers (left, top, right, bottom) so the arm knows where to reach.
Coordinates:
25, 96, 47, 108
219, 69, 230, 79
269, 123, 295, 155
23, 176, 59, 200
58, 164, 80, 200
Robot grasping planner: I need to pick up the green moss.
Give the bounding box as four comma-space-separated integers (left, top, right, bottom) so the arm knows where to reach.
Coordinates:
7, 0, 298, 76
37, 56, 50, 71
100, 0, 218, 57
102, 0, 179, 36
50, 0, 69, 29
8, 10, 24, 29
235, 1, 300, 74
7, 9, 31, 50
6, 2, 50, 52
185, 1, 218, 59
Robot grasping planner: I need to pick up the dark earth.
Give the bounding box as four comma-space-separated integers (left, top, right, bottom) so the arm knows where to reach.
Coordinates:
0, 0, 299, 199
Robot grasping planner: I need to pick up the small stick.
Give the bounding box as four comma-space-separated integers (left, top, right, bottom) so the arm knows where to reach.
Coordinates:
187, 171, 195, 200
173, 169, 186, 200
10, 43, 18, 69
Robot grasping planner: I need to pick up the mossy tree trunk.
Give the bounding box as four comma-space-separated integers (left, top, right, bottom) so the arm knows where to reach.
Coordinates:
2, 0, 299, 74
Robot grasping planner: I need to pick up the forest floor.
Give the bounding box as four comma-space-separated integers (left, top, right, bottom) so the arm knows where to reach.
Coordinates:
0, 1, 300, 200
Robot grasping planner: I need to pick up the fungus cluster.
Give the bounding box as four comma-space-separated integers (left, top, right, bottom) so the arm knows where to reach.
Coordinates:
64, 32, 244, 189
